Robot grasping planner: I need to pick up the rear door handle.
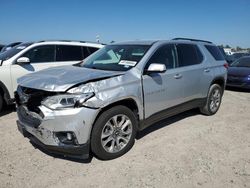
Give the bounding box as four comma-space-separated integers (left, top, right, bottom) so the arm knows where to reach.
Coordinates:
204, 68, 210, 73
174, 74, 182, 79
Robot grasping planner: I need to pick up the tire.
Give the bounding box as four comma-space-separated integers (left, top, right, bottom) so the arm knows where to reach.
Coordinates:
91, 105, 137, 160
0, 94, 3, 112
200, 84, 223, 115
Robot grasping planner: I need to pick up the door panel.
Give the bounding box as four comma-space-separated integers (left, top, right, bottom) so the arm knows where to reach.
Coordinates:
142, 44, 185, 119
143, 69, 185, 119
175, 64, 204, 102
11, 63, 55, 91
175, 43, 206, 102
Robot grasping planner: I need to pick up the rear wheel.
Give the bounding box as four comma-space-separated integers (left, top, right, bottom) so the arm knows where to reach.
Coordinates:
200, 84, 222, 115
91, 105, 137, 160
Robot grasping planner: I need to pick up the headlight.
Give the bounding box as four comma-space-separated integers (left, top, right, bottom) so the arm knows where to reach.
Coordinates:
41, 93, 94, 110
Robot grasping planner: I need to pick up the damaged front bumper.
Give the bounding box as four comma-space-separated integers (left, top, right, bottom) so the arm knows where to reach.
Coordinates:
16, 105, 99, 159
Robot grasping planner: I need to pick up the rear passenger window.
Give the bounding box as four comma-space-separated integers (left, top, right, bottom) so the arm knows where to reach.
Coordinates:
56, 45, 83, 61
205, 45, 225, 61
146, 44, 176, 69
176, 44, 201, 67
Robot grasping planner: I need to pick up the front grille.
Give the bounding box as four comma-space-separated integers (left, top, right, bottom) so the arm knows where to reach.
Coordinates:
15, 86, 57, 113
16, 86, 59, 127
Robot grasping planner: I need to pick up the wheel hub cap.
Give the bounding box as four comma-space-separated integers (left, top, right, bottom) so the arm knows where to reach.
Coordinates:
101, 114, 132, 153
210, 88, 221, 112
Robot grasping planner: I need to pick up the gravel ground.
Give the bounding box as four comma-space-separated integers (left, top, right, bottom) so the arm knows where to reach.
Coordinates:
0, 89, 249, 188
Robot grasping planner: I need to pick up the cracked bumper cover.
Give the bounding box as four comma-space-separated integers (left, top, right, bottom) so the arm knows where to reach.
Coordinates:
16, 105, 99, 159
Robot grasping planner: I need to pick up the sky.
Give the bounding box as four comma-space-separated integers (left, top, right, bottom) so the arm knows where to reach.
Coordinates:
0, 0, 250, 48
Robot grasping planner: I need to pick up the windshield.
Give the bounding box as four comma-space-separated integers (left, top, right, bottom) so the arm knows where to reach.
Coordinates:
231, 57, 250, 68
80, 44, 150, 71
0, 42, 33, 61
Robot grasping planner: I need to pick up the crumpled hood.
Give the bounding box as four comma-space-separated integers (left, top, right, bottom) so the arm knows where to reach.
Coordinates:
17, 65, 123, 92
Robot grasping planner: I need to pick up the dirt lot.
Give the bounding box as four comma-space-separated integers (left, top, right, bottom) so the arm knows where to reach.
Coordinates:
0, 89, 249, 188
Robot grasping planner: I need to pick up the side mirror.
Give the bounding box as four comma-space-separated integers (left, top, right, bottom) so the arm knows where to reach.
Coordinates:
16, 57, 30, 64
146, 63, 166, 74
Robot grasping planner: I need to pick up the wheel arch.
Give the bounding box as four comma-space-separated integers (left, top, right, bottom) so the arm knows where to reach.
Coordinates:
91, 98, 140, 133
210, 77, 226, 94
0, 81, 11, 104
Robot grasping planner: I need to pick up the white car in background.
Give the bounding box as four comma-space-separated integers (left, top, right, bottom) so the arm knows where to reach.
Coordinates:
0, 40, 104, 112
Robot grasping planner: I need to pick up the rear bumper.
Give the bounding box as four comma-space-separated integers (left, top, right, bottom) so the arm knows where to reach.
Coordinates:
17, 120, 90, 159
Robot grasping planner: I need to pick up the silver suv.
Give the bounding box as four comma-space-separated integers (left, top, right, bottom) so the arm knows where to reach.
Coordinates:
16, 38, 228, 160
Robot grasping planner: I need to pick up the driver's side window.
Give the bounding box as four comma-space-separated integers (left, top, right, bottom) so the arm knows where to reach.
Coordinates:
22, 45, 55, 63
146, 44, 176, 69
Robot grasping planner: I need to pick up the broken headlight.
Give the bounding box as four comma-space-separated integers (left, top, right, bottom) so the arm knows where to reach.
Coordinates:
41, 93, 94, 110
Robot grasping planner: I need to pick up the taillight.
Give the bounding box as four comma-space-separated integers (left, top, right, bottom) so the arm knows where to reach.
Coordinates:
223, 63, 229, 69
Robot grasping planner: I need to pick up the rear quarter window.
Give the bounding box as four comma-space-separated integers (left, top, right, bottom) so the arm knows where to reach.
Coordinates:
205, 45, 225, 61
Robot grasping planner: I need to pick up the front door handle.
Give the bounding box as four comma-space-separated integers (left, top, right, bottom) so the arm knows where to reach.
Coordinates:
204, 68, 210, 73
174, 74, 182, 79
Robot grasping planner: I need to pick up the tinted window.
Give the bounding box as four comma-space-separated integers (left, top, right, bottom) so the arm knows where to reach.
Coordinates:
56, 45, 83, 61
194, 45, 204, 63
147, 44, 176, 69
82, 47, 99, 58
22, 45, 55, 63
205, 45, 225, 61
88, 47, 99, 54
231, 57, 250, 67
176, 44, 201, 67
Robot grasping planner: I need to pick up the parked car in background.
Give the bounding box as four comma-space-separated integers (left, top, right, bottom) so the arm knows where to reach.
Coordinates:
16, 38, 227, 160
0, 42, 22, 53
218, 46, 233, 64
227, 56, 250, 89
227, 53, 250, 65
0, 44, 5, 52
0, 40, 104, 112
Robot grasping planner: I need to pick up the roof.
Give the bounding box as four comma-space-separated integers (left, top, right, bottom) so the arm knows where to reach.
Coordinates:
113, 40, 158, 45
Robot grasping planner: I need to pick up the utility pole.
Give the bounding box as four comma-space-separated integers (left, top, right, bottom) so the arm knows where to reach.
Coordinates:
96, 35, 100, 43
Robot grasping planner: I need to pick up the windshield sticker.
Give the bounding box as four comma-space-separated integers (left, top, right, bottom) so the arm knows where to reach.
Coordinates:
119, 60, 137, 67
16, 46, 26, 50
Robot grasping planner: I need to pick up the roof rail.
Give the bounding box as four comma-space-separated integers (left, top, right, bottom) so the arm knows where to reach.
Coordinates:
172, 38, 212, 44
38, 40, 105, 45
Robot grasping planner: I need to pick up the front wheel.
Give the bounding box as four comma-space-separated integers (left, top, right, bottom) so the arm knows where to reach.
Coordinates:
200, 84, 223, 115
91, 105, 137, 160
